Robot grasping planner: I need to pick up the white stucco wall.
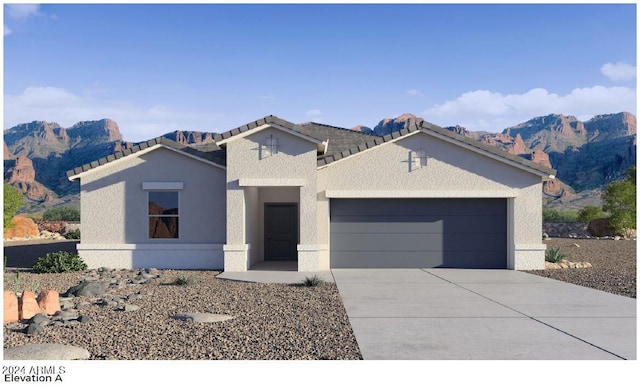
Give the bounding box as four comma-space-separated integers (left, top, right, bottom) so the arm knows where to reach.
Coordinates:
317, 131, 546, 270
224, 126, 319, 271
77, 146, 227, 269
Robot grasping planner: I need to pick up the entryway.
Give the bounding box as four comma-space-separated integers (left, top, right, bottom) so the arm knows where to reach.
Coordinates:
264, 203, 298, 261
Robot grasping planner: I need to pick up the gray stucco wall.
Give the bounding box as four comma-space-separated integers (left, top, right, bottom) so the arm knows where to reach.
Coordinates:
80, 146, 226, 245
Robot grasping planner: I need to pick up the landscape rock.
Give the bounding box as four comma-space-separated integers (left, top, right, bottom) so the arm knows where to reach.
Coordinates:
37, 289, 61, 315
121, 304, 140, 312
3, 216, 39, 239
65, 281, 109, 298
4, 344, 91, 360
26, 322, 44, 336
587, 218, 616, 237
54, 310, 78, 322
172, 313, 235, 323
4, 290, 19, 323
19, 290, 42, 320
29, 313, 50, 325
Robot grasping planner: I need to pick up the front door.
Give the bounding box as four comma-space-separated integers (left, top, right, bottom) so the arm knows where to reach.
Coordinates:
264, 203, 298, 261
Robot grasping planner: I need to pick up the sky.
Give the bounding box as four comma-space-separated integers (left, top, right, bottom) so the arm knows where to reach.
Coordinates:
2, 2, 638, 142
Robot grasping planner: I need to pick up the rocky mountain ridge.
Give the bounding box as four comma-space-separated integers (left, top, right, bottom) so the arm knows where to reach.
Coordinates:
4, 112, 636, 212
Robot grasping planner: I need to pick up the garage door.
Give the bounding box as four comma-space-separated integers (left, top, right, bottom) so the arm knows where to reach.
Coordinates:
330, 198, 506, 268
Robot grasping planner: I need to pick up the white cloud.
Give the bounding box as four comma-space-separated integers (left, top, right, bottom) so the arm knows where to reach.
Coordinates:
601, 62, 637, 82
6, 4, 41, 19
406, 89, 423, 97
4, 86, 223, 142
4, 25, 11, 35
305, 109, 322, 118
424, 86, 636, 132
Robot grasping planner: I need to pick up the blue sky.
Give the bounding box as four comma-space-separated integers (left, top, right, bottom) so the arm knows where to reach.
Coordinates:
3, 2, 637, 142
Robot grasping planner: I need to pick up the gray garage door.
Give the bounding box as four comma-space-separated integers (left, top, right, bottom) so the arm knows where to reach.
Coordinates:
330, 198, 507, 268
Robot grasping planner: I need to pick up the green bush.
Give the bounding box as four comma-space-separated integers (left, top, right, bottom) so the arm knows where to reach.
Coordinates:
173, 276, 193, 286
578, 206, 606, 222
545, 247, 565, 263
65, 229, 81, 240
33, 251, 87, 273
43, 206, 80, 221
602, 165, 636, 235
302, 275, 325, 287
543, 207, 579, 223
4, 184, 24, 229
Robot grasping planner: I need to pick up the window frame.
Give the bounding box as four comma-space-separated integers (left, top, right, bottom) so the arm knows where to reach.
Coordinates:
147, 190, 181, 240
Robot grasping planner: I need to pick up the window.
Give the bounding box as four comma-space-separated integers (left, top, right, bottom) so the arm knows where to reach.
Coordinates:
411, 148, 428, 170
148, 191, 179, 238
263, 134, 279, 157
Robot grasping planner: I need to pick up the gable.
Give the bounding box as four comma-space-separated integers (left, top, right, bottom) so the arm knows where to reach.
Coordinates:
214, 115, 328, 154
67, 137, 225, 181
320, 130, 544, 196
318, 121, 555, 179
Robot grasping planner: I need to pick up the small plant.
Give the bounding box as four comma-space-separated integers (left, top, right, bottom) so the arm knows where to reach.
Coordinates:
65, 229, 81, 240
33, 251, 87, 274
545, 247, 566, 263
173, 275, 193, 286
30, 280, 40, 294
302, 275, 325, 287
14, 271, 21, 294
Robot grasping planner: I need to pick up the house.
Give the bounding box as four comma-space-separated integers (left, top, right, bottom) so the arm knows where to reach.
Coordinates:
66, 115, 556, 271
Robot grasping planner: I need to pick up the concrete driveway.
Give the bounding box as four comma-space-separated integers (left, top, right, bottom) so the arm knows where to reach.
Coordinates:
332, 268, 636, 360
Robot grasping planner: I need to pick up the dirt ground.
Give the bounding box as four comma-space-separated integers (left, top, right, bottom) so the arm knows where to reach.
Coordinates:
526, 238, 637, 299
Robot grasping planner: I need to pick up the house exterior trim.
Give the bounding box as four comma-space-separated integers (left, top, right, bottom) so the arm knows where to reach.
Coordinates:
324, 190, 519, 198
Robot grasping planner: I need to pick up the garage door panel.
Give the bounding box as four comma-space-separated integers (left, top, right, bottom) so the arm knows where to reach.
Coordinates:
330, 250, 506, 269
330, 198, 507, 269
332, 216, 504, 234
331, 199, 506, 216
331, 232, 505, 252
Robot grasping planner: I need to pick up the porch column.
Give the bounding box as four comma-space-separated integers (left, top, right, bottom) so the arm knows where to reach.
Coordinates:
223, 180, 249, 271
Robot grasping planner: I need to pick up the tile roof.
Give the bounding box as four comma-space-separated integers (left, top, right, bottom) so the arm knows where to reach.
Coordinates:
66, 137, 225, 179
67, 115, 556, 179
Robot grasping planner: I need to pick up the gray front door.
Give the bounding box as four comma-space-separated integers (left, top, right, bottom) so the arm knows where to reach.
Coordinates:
265, 203, 298, 261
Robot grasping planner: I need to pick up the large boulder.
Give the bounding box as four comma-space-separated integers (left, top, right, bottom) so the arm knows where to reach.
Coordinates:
3, 216, 39, 239
65, 281, 109, 298
4, 290, 19, 323
587, 218, 616, 237
37, 290, 61, 315
19, 291, 43, 320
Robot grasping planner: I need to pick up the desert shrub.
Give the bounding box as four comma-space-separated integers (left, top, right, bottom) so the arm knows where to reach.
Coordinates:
173, 276, 193, 286
23, 213, 43, 222
545, 247, 565, 263
65, 229, 81, 240
38, 221, 67, 234
543, 207, 579, 223
302, 275, 325, 287
4, 184, 24, 229
43, 206, 80, 221
33, 251, 87, 273
602, 165, 636, 235
578, 206, 606, 222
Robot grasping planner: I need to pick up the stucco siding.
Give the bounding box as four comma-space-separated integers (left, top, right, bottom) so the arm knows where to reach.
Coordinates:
224, 126, 319, 270
80, 147, 226, 246
317, 132, 546, 270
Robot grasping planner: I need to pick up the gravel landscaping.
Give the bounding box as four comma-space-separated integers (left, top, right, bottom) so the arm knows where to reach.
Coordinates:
526, 238, 637, 299
3, 269, 362, 360
4, 237, 635, 360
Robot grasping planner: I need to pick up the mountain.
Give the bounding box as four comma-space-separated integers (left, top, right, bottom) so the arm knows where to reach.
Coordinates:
4, 113, 636, 213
